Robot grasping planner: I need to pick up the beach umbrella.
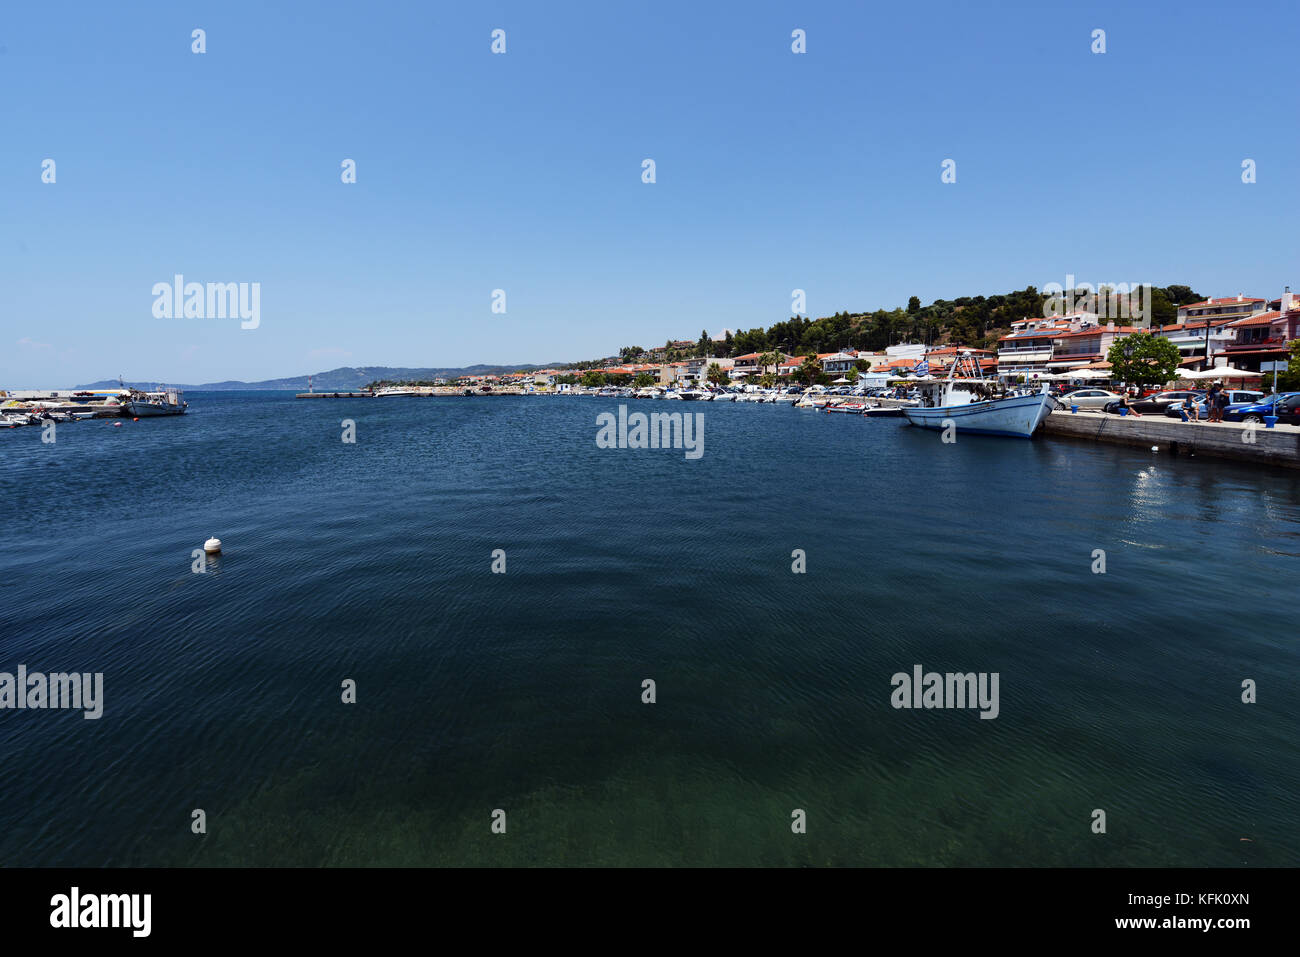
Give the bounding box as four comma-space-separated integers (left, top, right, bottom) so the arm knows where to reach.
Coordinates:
1179, 366, 1263, 380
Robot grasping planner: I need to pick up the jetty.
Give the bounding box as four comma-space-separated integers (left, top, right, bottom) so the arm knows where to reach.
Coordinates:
295, 391, 375, 398
294, 387, 528, 398
1040, 410, 1300, 470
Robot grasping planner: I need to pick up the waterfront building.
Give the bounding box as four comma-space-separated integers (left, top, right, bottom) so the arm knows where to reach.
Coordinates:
820, 352, 858, 377
998, 327, 1067, 378
731, 352, 790, 379
1162, 294, 1277, 370
1046, 323, 1144, 374
1219, 297, 1299, 372
1176, 295, 1267, 324
1155, 317, 1238, 366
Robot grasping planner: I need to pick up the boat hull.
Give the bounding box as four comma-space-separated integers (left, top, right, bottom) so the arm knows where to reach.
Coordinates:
125, 401, 187, 417
901, 392, 1054, 438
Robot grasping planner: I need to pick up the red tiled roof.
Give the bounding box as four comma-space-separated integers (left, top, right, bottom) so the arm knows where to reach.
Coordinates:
1229, 311, 1282, 327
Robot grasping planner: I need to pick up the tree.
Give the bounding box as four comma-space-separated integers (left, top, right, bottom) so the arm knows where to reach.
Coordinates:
580, 370, 605, 388
758, 350, 784, 379
1274, 339, 1300, 393
759, 372, 776, 388
1163, 285, 1203, 306
846, 368, 859, 384
634, 372, 655, 388
696, 329, 712, 357
706, 362, 728, 386
1106, 332, 1182, 389
907, 296, 921, 314
1147, 287, 1177, 327
796, 354, 821, 385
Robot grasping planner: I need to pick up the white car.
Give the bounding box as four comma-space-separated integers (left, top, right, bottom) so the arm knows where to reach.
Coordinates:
1060, 389, 1120, 410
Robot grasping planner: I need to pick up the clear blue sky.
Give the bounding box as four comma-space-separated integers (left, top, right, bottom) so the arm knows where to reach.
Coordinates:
3, 0, 1297, 387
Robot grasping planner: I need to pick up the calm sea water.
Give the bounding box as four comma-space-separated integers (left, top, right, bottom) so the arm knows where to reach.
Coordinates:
1, 392, 1297, 866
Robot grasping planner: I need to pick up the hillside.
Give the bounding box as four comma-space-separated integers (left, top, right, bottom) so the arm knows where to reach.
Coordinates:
75, 364, 555, 392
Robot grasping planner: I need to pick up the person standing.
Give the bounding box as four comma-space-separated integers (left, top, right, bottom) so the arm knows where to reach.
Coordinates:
1207, 381, 1223, 422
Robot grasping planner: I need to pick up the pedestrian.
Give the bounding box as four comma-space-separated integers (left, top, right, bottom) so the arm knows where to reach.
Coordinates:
1215, 383, 1230, 421
1207, 381, 1224, 422
1118, 390, 1141, 417
1184, 397, 1200, 423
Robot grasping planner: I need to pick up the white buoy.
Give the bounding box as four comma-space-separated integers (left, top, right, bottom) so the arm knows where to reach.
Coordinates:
1151, 446, 1159, 452
204, 536, 222, 554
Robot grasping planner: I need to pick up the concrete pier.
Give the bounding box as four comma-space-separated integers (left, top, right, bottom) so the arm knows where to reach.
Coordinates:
1040, 410, 1300, 470
295, 387, 529, 398
295, 391, 375, 398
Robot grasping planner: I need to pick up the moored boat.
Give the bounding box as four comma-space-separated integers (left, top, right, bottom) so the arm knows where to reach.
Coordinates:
124, 387, 188, 416
901, 354, 1054, 438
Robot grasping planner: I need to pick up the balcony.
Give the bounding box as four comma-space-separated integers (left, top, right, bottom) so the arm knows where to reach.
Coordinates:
1225, 337, 1284, 351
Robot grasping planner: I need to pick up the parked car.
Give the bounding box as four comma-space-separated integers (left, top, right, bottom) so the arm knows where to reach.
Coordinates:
1060, 389, 1121, 410
1102, 390, 1201, 415
1165, 390, 1261, 418
1222, 392, 1300, 425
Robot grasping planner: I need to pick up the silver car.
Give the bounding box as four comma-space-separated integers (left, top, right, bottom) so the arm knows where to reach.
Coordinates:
1061, 389, 1120, 410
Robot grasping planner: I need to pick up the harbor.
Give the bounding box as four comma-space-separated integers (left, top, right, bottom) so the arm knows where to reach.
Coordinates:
11, 378, 1300, 470
0, 387, 187, 427
5, 387, 1297, 868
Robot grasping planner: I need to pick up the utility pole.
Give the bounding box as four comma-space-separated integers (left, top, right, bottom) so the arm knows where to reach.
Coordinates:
1203, 307, 1212, 369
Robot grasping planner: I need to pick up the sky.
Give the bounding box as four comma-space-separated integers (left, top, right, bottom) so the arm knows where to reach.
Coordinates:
2, 0, 1298, 387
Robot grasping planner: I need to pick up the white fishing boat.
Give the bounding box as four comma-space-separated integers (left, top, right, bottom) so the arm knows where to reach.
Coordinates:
124, 387, 188, 416
901, 354, 1055, 438
677, 389, 708, 401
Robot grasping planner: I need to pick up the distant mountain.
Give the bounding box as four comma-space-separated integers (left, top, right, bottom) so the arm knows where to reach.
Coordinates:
75, 365, 556, 392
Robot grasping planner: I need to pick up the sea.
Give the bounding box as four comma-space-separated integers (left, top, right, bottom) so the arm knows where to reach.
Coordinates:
1, 392, 1297, 866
